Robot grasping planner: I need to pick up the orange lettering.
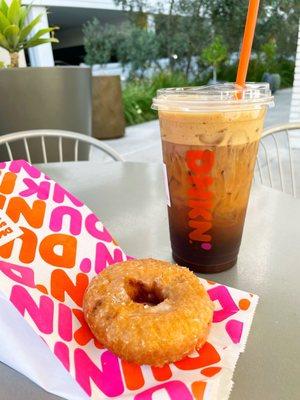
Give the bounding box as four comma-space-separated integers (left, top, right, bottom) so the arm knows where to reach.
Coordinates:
121, 360, 145, 390
73, 309, 96, 346
188, 187, 213, 200
0, 227, 12, 237
186, 149, 214, 248
191, 381, 207, 400
0, 227, 37, 264
51, 269, 88, 306
186, 150, 215, 174
0, 194, 6, 209
175, 342, 220, 370
6, 197, 45, 228
0, 172, 16, 194
187, 200, 212, 220
151, 365, 172, 381
40, 234, 77, 268
188, 220, 212, 242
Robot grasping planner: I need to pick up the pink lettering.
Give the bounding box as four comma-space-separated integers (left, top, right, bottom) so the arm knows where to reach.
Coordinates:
85, 214, 112, 242
54, 341, 70, 371
19, 179, 50, 200
53, 183, 83, 207
208, 285, 239, 323
50, 206, 82, 235
134, 381, 193, 400
58, 303, 73, 342
9, 160, 41, 178
10, 285, 54, 334
95, 242, 124, 274
74, 349, 124, 397
0, 261, 35, 287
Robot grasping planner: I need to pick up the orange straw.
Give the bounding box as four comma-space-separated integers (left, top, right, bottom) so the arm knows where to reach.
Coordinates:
236, 0, 260, 87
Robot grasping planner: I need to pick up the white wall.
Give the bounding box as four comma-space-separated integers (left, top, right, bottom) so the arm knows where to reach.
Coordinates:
290, 21, 300, 122
26, 6, 55, 67
22, 0, 161, 12
22, 0, 121, 10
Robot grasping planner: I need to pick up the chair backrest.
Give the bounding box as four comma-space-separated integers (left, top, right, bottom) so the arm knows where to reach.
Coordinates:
0, 130, 124, 163
255, 122, 300, 197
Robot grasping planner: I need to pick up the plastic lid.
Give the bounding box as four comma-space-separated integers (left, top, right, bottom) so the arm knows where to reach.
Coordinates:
152, 82, 274, 111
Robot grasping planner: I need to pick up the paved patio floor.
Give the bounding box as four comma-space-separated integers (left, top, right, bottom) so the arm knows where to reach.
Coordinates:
101, 88, 292, 163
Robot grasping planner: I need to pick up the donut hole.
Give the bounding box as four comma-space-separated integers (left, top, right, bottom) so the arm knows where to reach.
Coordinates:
125, 279, 165, 306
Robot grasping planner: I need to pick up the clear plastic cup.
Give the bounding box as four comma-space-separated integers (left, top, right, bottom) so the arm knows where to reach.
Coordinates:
152, 83, 274, 273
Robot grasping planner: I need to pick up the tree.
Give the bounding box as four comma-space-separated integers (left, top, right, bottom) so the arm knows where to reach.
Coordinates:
0, 0, 58, 68
117, 23, 159, 78
114, 0, 150, 26
83, 19, 159, 77
207, 0, 249, 54
112, 0, 298, 81
201, 36, 228, 82
83, 19, 118, 66
207, 0, 299, 58
115, 0, 210, 78
255, 0, 299, 58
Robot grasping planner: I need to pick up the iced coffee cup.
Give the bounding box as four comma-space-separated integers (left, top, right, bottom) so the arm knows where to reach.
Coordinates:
152, 83, 273, 273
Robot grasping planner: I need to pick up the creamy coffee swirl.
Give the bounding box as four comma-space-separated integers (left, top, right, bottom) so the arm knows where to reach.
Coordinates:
159, 109, 266, 146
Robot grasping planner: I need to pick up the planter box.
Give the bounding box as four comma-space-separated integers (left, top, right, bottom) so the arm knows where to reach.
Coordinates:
92, 75, 125, 140
0, 67, 92, 163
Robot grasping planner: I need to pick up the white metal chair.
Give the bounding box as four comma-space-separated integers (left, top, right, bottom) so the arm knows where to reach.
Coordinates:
255, 122, 300, 198
0, 130, 124, 163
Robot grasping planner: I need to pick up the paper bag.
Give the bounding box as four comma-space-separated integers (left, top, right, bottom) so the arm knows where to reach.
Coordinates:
0, 160, 258, 400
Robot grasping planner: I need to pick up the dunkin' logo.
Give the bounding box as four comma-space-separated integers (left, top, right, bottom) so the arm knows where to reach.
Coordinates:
186, 150, 214, 251
0, 209, 22, 246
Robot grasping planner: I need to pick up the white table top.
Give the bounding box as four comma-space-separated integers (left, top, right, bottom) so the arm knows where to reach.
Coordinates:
1, 161, 299, 400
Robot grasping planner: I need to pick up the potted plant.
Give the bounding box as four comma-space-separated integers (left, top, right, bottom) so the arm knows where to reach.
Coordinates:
0, 0, 92, 163
0, 0, 58, 67
201, 36, 228, 84
83, 18, 125, 140
261, 39, 281, 93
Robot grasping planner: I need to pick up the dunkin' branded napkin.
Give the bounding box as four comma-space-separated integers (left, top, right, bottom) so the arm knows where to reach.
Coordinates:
0, 160, 258, 400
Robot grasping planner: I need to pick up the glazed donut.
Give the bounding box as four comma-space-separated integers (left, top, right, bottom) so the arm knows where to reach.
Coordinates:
83, 258, 213, 366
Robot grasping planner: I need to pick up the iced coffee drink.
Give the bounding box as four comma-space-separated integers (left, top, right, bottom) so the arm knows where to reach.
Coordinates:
152, 84, 273, 273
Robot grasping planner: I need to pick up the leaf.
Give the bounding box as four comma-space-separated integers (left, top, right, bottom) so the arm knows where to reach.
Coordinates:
19, 12, 42, 41
23, 37, 58, 49
19, 6, 28, 29
0, 0, 8, 17
3, 24, 19, 50
0, 10, 10, 33
7, 0, 20, 25
0, 31, 9, 50
28, 26, 58, 42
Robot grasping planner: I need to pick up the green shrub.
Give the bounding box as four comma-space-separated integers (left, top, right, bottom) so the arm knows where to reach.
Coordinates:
122, 71, 190, 125
276, 59, 295, 88
217, 62, 236, 82
150, 71, 188, 91
218, 57, 294, 88
246, 58, 266, 82
123, 58, 295, 126
122, 80, 154, 126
